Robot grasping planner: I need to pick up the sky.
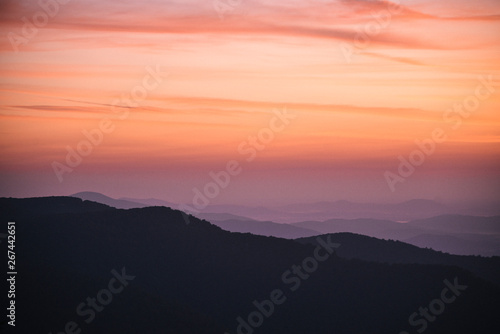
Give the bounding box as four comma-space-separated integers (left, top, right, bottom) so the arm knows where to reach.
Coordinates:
0, 0, 499, 206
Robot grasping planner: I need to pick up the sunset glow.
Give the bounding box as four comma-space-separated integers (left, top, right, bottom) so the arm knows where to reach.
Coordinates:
1, 0, 499, 205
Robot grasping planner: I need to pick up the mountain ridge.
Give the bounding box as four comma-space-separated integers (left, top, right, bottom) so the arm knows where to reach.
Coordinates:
2, 196, 500, 333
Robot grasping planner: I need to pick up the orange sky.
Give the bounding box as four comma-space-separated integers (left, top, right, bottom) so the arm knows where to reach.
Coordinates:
0, 0, 499, 205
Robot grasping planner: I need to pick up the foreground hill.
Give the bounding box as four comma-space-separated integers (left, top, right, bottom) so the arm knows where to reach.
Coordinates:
293, 216, 500, 256
1, 197, 499, 333
297, 233, 500, 286
62, 193, 500, 255
403, 233, 500, 257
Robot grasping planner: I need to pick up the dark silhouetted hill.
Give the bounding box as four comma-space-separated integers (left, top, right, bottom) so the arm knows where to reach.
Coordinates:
1, 196, 112, 220
297, 232, 500, 286
293, 216, 500, 256
1, 197, 499, 334
403, 233, 500, 257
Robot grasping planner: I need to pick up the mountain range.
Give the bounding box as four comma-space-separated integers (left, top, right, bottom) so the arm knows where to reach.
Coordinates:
71, 191, 500, 223
1, 196, 499, 333
68, 192, 500, 256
